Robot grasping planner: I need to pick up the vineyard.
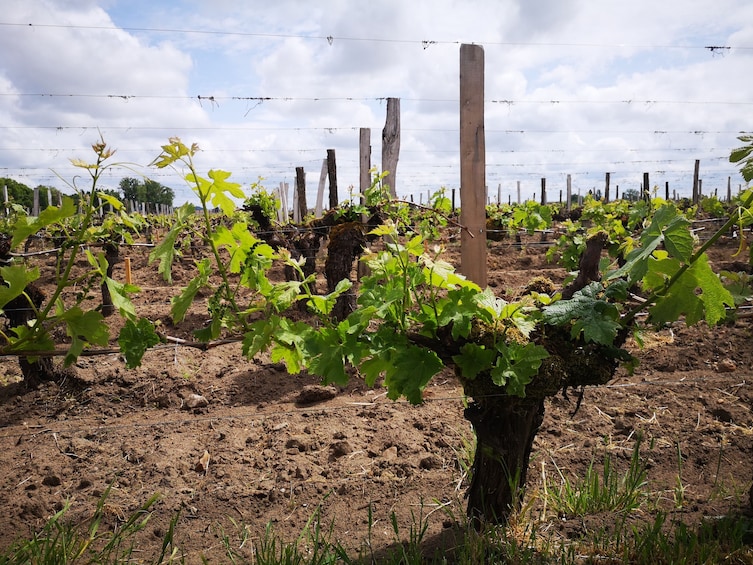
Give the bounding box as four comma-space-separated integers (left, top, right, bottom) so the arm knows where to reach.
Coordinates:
0, 137, 752, 562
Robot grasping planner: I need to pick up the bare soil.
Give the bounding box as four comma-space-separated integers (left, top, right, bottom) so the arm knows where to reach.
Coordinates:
0, 235, 751, 562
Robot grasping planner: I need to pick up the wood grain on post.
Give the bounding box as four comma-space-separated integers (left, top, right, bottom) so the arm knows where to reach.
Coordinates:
382, 98, 401, 197
605, 172, 611, 203
327, 149, 338, 209
459, 44, 487, 288
315, 159, 327, 217
359, 128, 371, 197
295, 166, 307, 220
692, 159, 700, 204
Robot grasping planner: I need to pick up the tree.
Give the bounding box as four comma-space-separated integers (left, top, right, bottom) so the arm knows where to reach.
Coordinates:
0, 178, 33, 210
118, 177, 174, 212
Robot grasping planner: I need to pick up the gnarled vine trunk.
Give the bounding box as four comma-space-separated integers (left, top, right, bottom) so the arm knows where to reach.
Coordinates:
464, 395, 545, 526
459, 232, 621, 528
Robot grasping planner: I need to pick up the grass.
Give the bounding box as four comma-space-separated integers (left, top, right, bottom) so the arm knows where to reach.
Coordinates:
2, 443, 752, 564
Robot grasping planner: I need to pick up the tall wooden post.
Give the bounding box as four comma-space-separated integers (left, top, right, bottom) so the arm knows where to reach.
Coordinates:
382, 98, 401, 197
540, 178, 547, 205
327, 149, 338, 209
566, 175, 572, 212
604, 172, 611, 203
642, 172, 650, 202
459, 44, 487, 287
359, 128, 371, 198
315, 159, 327, 217
295, 167, 307, 221
33, 187, 40, 216
692, 159, 700, 204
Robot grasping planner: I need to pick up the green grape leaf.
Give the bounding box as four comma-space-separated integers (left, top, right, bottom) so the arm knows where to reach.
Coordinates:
302, 327, 350, 386
104, 277, 140, 320
491, 342, 549, 397
96, 192, 124, 211
543, 282, 622, 345
193, 169, 244, 215
171, 258, 211, 323
436, 286, 480, 339
646, 253, 734, 326
59, 307, 109, 366
306, 279, 352, 316
383, 346, 443, 404
12, 197, 77, 249
194, 316, 222, 342
148, 202, 194, 284
118, 317, 160, 369
452, 342, 496, 380
0, 266, 40, 310
360, 352, 394, 389
242, 317, 279, 359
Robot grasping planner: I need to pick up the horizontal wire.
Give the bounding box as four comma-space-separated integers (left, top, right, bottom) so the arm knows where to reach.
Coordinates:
2, 22, 750, 51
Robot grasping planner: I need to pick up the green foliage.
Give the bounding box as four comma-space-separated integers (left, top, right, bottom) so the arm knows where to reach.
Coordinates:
544, 436, 648, 517
118, 176, 175, 212
730, 133, 753, 183
242, 178, 279, 226
543, 282, 625, 345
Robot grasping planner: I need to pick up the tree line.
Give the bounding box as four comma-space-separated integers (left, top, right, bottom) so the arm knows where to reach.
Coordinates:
0, 177, 174, 213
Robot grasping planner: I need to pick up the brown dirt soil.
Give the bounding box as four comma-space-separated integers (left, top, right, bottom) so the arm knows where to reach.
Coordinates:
0, 234, 751, 562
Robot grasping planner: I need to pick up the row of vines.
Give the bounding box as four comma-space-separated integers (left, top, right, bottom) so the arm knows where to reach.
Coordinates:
2, 136, 753, 526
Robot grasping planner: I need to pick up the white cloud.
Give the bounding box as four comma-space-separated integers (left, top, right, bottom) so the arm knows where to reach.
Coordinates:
0, 0, 752, 206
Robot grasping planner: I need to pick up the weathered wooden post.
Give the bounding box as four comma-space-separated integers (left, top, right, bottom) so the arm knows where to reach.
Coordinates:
459, 43, 486, 287
32, 187, 39, 216
382, 98, 401, 197
642, 172, 650, 202
692, 159, 700, 204
540, 178, 547, 205
295, 166, 307, 221
359, 128, 371, 197
315, 159, 327, 217
605, 172, 611, 203
566, 175, 572, 212
327, 149, 338, 209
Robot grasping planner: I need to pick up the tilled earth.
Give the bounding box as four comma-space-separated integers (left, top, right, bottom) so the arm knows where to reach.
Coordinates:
0, 236, 751, 562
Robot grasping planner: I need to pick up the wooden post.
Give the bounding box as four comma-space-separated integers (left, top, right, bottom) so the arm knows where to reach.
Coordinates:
692, 159, 700, 204
698, 179, 703, 199
727, 177, 732, 202
451, 188, 456, 213
642, 172, 650, 202
516, 181, 521, 205
47, 187, 52, 209
566, 175, 572, 212
124, 257, 132, 284
382, 98, 401, 197
295, 166, 307, 220
497, 183, 501, 205
540, 178, 547, 205
315, 159, 327, 217
665, 181, 670, 201
359, 128, 372, 198
33, 187, 39, 216
459, 44, 487, 287
327, 149, 338, 209
604, 172, 611, 203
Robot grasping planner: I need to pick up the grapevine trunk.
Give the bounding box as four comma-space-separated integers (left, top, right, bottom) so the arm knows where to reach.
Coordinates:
464, 395, 545, 528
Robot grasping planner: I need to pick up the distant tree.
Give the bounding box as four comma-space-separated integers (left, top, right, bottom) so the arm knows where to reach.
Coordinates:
0, 177, 33, 210
34, 185, 67, 208
118, 177, 174, 212
622, 188, 641, 202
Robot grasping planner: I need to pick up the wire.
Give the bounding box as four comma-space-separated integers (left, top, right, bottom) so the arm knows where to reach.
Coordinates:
3, 22, 752, 51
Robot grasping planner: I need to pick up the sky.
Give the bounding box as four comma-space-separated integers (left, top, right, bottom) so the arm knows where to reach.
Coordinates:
1, 0, 753, 209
